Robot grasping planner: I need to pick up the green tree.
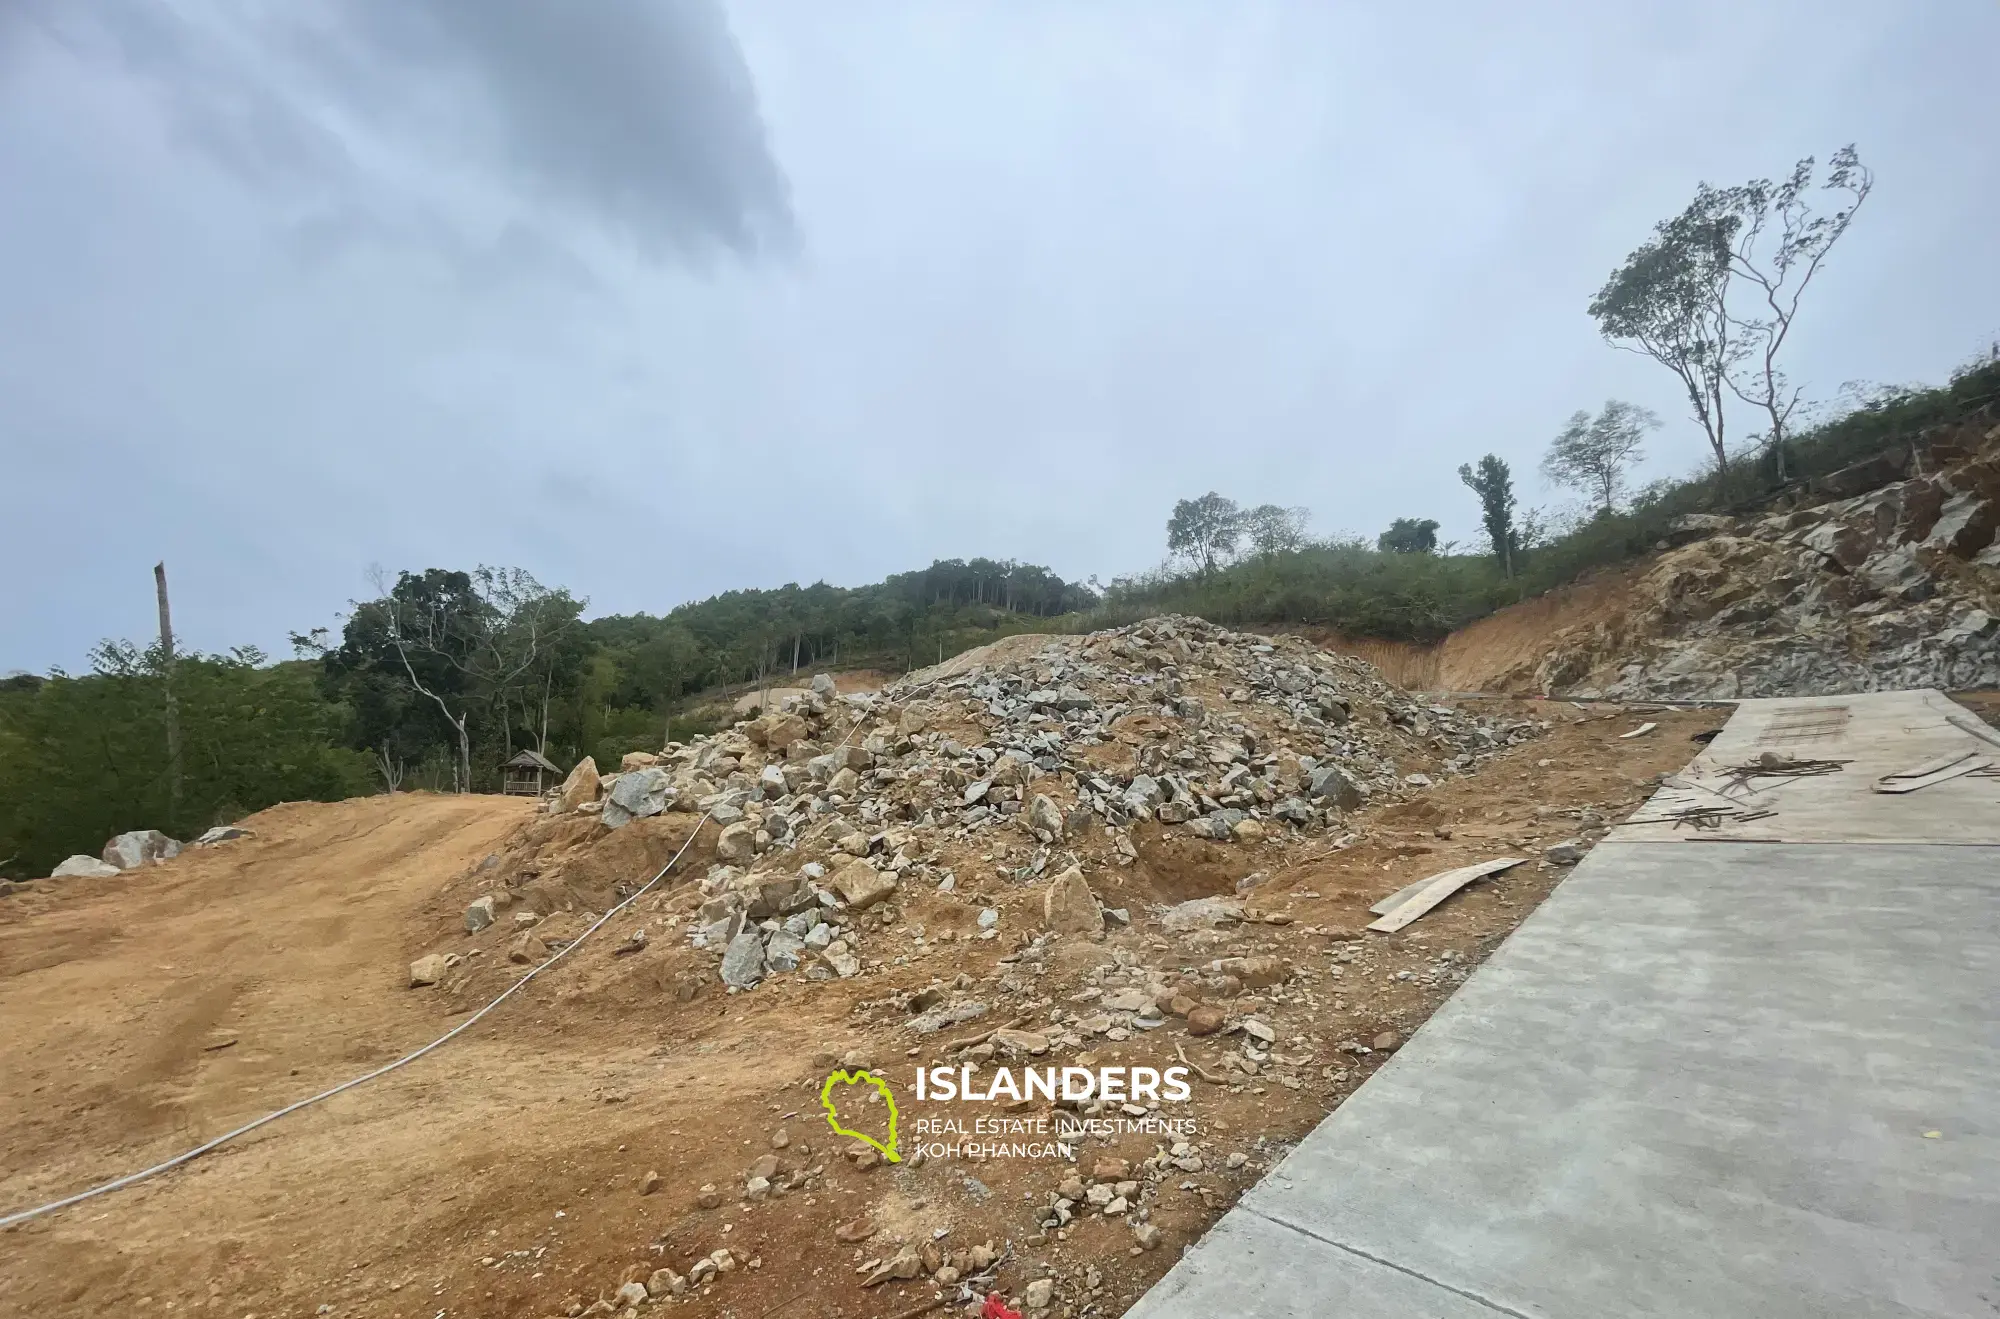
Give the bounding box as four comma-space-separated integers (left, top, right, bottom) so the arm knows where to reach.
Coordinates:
324, 567, 585, 792
1458, 455, 1519, 577
1377, 518, 1440, 554
1241, 504, 1312, 556
1590, 193, 1738, 478
1543, 401, 1660, 515
0, 645, 372, 879
1166, 493, 1243, 576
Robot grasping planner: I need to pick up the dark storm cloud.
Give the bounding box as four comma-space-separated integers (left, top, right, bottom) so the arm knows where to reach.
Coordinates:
27, 0, 792, 260
328, 0, 794, 259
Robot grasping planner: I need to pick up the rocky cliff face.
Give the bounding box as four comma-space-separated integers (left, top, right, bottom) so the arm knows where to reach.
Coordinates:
1511, 423, 2000, 699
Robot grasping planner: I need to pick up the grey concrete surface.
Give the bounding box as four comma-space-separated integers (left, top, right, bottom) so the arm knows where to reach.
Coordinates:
1126, 841, 2000, 1318
1613, 690, 2000, 844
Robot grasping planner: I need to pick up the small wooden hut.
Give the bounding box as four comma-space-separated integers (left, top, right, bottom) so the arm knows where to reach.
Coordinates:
502, 749, 561, 797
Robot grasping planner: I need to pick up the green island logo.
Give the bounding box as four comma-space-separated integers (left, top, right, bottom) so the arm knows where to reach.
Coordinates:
819, 1069, 901, 1163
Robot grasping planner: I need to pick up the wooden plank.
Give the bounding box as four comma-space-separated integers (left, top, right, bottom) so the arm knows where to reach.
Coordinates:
1945, 711, 2000, 750
1881, 749, 1981, 781
1366, 858, 1525, 933
1872, 756, 1993, 795
1369, 875, 1440, 916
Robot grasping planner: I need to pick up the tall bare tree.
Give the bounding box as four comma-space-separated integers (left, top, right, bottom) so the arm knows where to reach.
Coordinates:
153, 562, 182, 821
1592, 146, 1872, 488
1715, 146, 1873, 481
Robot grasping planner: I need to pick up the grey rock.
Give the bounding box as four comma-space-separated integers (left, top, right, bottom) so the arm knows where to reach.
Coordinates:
764, 930, 806, 972
1272, 796, 1313, 824
1160, 896, 1243, 932
1189, 808, 1247, 840
602, 767, 672, 828
193, 825, 253, 846
1120, 774, 1164, 818
464, 895, 497, 933
1027, 793, 1065, 841
715, 821, 757, 863
1545, 840, 1585, 866
720, 931, 766, 987
1307, 763, 1365, 810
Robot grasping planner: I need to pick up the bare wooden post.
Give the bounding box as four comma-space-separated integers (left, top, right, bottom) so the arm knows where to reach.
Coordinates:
154, 561, 182, 822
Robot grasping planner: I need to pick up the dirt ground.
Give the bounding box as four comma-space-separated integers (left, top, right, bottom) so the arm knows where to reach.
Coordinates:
0, 699, 1727, 1319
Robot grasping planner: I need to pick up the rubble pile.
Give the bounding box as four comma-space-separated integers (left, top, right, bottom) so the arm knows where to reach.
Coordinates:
528, 616, 1543, 991
1520, 424, 2000, 699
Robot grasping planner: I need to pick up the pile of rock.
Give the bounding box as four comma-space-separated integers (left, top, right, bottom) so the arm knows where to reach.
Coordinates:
538, 616, 1537, 989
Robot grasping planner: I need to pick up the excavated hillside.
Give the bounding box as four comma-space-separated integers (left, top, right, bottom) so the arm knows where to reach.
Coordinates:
1377, 421, 2000, 700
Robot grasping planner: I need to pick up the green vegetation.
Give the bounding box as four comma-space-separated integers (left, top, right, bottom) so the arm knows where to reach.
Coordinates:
0, 646, 375, 879
1, 558, 1095, 879
1101, 346, 2000, 644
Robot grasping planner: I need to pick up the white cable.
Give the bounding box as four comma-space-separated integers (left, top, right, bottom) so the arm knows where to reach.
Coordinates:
0, 806, 715, 1230
1, 699, 869, 1231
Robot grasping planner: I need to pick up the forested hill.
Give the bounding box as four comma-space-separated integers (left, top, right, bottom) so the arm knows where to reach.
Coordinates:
0, 558, 1095, 880
586, 556, 1096, 703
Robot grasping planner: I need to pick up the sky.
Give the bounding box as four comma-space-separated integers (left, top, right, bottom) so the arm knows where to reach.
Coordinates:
3, 0, 1997, 674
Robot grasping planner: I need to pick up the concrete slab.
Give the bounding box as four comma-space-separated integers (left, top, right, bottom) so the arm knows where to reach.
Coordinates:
1121, 1208, 1507, 1319
1613, 690, 2000, 844
1128, 840, 2000, 1317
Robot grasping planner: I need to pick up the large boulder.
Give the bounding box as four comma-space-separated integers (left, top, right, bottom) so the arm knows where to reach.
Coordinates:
827, 859, 898, 911
554, 756, 601, 814
751, 713, 810, 751
102, 830, 180, 871
601, 767, 672, 828
1042, 866, 1103, 936
51, 854, 120, 879
720, 931, 766, 987
715, 821, 758, 864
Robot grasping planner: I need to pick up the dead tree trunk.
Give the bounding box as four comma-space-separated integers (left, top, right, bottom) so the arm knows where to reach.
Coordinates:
154, 562, 182, 823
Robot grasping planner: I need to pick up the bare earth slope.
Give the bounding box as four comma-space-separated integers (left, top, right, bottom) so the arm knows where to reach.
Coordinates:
1, 686, 1723, 1318
1337, 422, 2000, 699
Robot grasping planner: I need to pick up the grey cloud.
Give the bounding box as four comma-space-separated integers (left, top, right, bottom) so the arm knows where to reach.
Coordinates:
33, 0, 791, 262
329, 0, 795, 260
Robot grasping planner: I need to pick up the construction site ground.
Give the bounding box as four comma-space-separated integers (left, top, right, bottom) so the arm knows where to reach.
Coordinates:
3, 699, 1730, 1318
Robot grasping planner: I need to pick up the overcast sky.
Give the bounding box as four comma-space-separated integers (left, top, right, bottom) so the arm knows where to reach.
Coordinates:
4, 1, 1996, 674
